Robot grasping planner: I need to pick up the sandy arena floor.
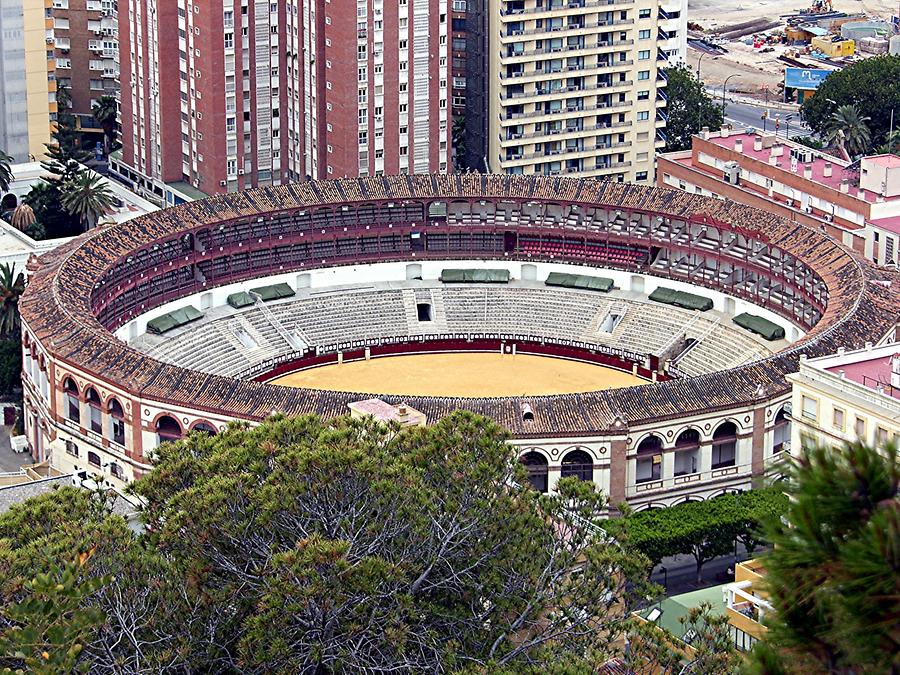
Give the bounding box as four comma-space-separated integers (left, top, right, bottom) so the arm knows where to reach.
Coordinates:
269, 352, 647, 397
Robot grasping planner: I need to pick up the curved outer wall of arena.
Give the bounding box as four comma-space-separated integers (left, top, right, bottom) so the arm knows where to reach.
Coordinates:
19, 175, 899, 509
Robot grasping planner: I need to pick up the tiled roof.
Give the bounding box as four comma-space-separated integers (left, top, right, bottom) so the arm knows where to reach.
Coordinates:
20, 175, 900, 437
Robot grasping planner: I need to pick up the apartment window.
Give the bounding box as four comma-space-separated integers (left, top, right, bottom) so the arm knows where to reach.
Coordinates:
832, 407, 845, 431
637, 111, 649, 121
65, 440, 78, 457
855, 416, 866, 439
801, 395, 818, 421
638, 70, 650, 80
639, 8, 651, 17
636, 171, 648, 181
638, 50, 651, 60
639, 29, 651, 39
637, 90, 649, 100
711, 422, 738, 469
88, 451, 101, 468
876, 426, 889, 447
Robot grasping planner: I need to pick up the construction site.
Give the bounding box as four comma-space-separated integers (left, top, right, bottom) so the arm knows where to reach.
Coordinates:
688, 0, 900, 101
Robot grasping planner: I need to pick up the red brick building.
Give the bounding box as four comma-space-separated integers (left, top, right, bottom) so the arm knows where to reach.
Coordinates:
658, 127, 900, 267
116, 0, 451, 204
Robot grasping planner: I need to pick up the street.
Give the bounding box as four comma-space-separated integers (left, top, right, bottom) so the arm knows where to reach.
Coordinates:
724, 99, 814, 138
649, 543, 766, 597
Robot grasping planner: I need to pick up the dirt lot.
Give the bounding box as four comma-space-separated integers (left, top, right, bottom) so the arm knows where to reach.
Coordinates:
688, 0, 899, 97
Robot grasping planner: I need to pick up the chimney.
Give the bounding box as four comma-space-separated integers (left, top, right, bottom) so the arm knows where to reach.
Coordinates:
803, 165, 813, 180
734, 139, 743, 153
891, 353, 900, 388
700, 126, 710, 139
823, 162, 833, 177
840, 179, 849, 193
769, 156, 778, 166
397, 403, 407, 416
721, 126, 731, 138
771, 145, 784, 157
754, 136, 763, 151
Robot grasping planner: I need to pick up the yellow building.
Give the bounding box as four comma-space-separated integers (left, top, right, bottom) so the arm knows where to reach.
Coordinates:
723, 559, 771, 652
787, 343, 900, 453
0, 0, 55, 163
811, 35, 855, 58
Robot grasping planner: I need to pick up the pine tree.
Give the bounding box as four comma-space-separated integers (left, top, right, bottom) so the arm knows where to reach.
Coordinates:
746, 441, 900, 674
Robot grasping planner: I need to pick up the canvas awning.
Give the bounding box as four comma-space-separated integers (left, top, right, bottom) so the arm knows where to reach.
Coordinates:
440, 269, 511, 283
249, 282, 296, 301
649, 287, 713, 312
227, 291, 255, 309
146, 305, 203, 334
733, 313, 785, 341
545, 272, 614, 292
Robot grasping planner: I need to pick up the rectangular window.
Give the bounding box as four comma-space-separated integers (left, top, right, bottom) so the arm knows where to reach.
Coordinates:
638, 50, 651, 60
832, 407, 845, 431
801, 395, 817, 421
855, 416, 866, 439
639, 29, 651, 39
637, 111, 649, 121
637, 70, 650, 80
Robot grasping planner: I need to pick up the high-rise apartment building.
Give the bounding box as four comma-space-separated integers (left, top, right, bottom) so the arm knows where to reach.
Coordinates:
486, 0, 685, 182
0, 0, 56, 163
115, 0, 450, 203
51, 0, 118, 138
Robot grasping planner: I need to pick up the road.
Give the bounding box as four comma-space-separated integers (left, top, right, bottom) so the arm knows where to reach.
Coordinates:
723, 99, 814, 138
648, 543, 769, 597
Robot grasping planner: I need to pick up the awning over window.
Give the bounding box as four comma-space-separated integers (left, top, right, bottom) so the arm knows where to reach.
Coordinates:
545, 272, 614, 292
227, 291, 255, 309
733, 312, 785, 341
146, 305, 203, 334
649, 286, 713, 312
440, 269, 511, 283
249, 282, 296, 301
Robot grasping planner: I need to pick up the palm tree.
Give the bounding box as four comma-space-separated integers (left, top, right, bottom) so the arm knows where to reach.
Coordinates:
91, 96, 118, 152
61, 170, 116, 230
824, 104, 871, 160
875, 129, 900, 155
0, 262, 25, 338
0, 150, 12, 193
10, 203, 36, 231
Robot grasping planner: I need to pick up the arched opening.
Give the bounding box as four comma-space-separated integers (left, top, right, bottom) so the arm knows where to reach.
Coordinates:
1, 193, 17, 211
712, 422, 738, 469
155, 415, 183, 445
108, 398, 125, 446
191, 421, 217, 436
63, 378, 80, 423
85, 387, 102, 434
674, 429, 700, 476
635, 435, 663, 484
561, 449, 593, 483
109, 462, 124, 480
87, 450, 101, 468
773, 408, 789, 453
520, 451, 548, 493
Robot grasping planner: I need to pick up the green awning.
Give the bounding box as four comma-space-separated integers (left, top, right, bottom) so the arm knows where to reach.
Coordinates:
733, 313, 785, 341
227, 291, 255, 309
545, 272, 614, 292
440, 269, 511, 283
146, 305, 203, 334
249, 282, 296, 301
649, 287, 713, 312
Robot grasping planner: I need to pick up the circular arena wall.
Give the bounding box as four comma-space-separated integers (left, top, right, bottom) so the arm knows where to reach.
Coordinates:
19, 175, 898, 508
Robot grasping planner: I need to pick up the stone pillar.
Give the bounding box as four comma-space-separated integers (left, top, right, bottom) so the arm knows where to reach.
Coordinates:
662, 450, 675, 480
751, 407, 766, 476
609, 435, 629, 510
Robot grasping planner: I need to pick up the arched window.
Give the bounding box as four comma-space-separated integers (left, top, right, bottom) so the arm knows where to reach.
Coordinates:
109, 462, 124, 480
635, 435, 663, 484
712, 422, 738, 469
674, 429, 700, 476
87, 450, 101, 468
520, 451, 548, 493
63, 378, 80, 423
561, 449, 593, 483
85, 388, 102, 434
191, 421, 217, 436
773, 408, 789, 453
108, 398, 125, 446
155, 415, 183, 445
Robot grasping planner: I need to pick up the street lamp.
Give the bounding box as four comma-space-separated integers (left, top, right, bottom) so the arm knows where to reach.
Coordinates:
659, 565, 669, 592
697, 50, 706, 80
722, 74, 741, 117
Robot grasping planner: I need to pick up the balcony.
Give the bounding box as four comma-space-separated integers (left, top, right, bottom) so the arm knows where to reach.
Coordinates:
500, 98, 632, 121
500, 0, 635, 19
501, 38, 634, 62
501, 16, 634, 40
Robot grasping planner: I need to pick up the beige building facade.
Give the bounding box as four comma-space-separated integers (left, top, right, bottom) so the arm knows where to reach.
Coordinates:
488, 0, 683, 182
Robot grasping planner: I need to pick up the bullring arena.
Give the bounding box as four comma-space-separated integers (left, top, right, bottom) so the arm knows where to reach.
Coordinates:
18, 175, 899, 509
